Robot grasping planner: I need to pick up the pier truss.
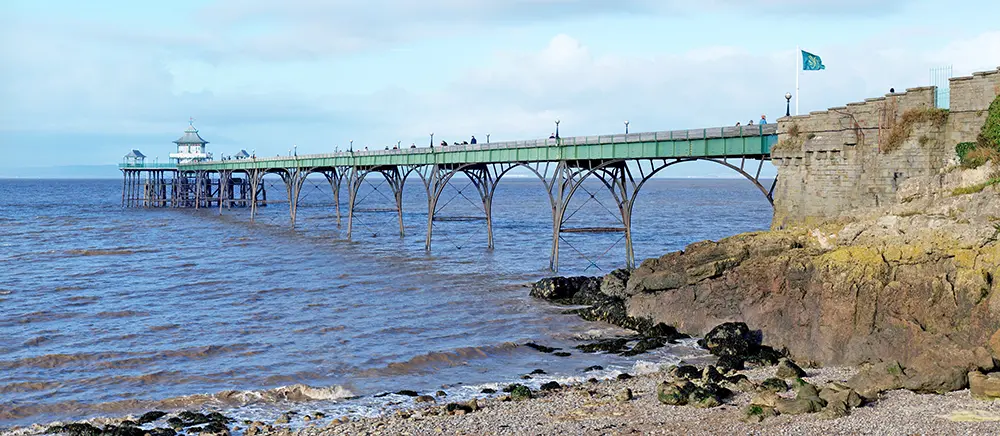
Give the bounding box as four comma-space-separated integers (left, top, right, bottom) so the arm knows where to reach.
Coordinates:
121, 124, 777, 270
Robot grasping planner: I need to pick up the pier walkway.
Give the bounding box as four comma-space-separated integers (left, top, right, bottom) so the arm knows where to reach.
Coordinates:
121, 124, 777, 270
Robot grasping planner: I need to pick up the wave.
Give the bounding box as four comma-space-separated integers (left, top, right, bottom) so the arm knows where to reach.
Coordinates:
21, 336, 54, 347
94, 310, 150, 319
357, 343, 520, 378
0, 344, 255, 371
63, 248, 160, 257
0, 311, 80, 327
0, 383, 353, 423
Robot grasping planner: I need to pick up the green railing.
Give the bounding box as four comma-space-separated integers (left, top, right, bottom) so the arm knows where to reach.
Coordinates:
119, 163, 177, 169
166, 124, 776, 171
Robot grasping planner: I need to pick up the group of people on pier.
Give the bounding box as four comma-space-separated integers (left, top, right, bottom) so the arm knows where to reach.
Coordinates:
735, 114, 768, 127
437, 135, 479, 147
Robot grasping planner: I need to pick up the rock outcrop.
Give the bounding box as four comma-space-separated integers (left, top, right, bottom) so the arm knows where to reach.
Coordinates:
621, 166, 1000, 394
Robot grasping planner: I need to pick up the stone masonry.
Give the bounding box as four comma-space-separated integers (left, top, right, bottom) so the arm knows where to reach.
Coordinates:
771, 67, 1000, 228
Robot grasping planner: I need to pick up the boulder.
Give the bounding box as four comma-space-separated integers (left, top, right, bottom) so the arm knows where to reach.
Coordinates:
137, 411, 167, 425
745, 346, 785, 367
176, 411, 212, 427
819, 384, 863, 408
688, 387, 721, 408
900, 354, 979, 394
775, 397, 824, 415
847, 361, 905, 399
576, 338, 628, 354
716, 355, 745, 373
622, 337, 669, 356
819, 396, 850, 420
524, 342, 558, 353
794, 382, 823, 401
670, 365, 702, 380
775, 358, 807, 379
600, 268, 633, 299
702, 322, 755, 357
197, 422, 230, 436
45, 424, 103, 436
774, 381, 826, 415
616, 388, 633, 402
969, 371, 1000, 400
508, 384, 532, 401
742, 404, 778, 423
657, 380, 696, 406
415, 395, 436, 403
539, 381, 561, 391
750, 391, 779, 408
444, 403, 473, 415
101, 426, 145, 436
724, 374, 756, 392
760, 378, 789, 393
530, 276, 600, 303
701, 366, 725, 384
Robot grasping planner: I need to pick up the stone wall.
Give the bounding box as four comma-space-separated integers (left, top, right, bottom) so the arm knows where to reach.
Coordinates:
771, 67, 1000, 228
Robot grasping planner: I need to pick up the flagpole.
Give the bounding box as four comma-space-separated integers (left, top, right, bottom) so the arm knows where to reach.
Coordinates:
795, 45, 800, 115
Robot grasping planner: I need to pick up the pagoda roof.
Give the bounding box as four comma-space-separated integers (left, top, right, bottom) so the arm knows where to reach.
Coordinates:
235, 149, 250, 158
124, 149, 146, 158
173, 123, 209, 145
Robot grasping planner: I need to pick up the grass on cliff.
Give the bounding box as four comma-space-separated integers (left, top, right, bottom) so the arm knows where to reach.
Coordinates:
772, 123, 803, 154
951, 177, 1000, 196
957, 94, 1000, 168
881, 108, 949, 153
980, 94, 1000, 150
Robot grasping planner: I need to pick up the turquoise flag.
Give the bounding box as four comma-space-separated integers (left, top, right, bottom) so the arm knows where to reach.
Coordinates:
802, 50, 825, 71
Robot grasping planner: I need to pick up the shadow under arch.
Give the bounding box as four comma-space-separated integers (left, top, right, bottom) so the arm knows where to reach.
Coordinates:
417, 161, 566, 252
550, 157, 775, 270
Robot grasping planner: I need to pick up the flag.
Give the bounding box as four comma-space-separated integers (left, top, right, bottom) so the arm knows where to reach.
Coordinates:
802, 50, 825, 71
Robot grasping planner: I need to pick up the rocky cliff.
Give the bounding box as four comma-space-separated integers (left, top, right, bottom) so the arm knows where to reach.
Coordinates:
621, 163, 1000, 393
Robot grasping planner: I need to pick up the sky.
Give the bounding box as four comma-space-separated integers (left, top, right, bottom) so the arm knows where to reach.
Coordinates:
1, 0, 998, 177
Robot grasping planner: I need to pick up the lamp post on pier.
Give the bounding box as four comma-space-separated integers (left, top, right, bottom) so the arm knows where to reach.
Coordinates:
349, 140, 353, 152
293, 145, 297, 157
430, 133, 434, 148
486, 133, 490, 144
624, 120, 630, 134
785, 93, 792, 117
554, 119, 560, 139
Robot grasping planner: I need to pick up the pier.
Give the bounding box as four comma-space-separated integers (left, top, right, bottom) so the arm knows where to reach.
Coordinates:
121, 122, 778, 270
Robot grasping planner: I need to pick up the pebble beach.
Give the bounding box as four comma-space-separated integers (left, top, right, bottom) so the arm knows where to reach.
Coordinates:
302, 365, 1000, 436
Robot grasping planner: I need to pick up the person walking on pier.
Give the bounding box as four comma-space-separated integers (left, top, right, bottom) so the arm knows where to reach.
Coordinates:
470, 135, 477, 144
759, 115, 768, 125
549, 133, 556, 139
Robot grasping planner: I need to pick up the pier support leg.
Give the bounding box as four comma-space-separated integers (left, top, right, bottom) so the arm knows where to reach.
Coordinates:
346, 167, 364, 240
379, 167, 407, 238
320, 168, 347, 227
281, 168, 310, 228
248, 169, 265, 222
218, 171, 232, 214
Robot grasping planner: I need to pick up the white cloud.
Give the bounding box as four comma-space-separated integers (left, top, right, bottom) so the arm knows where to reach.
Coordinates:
1, 2, 997, 168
